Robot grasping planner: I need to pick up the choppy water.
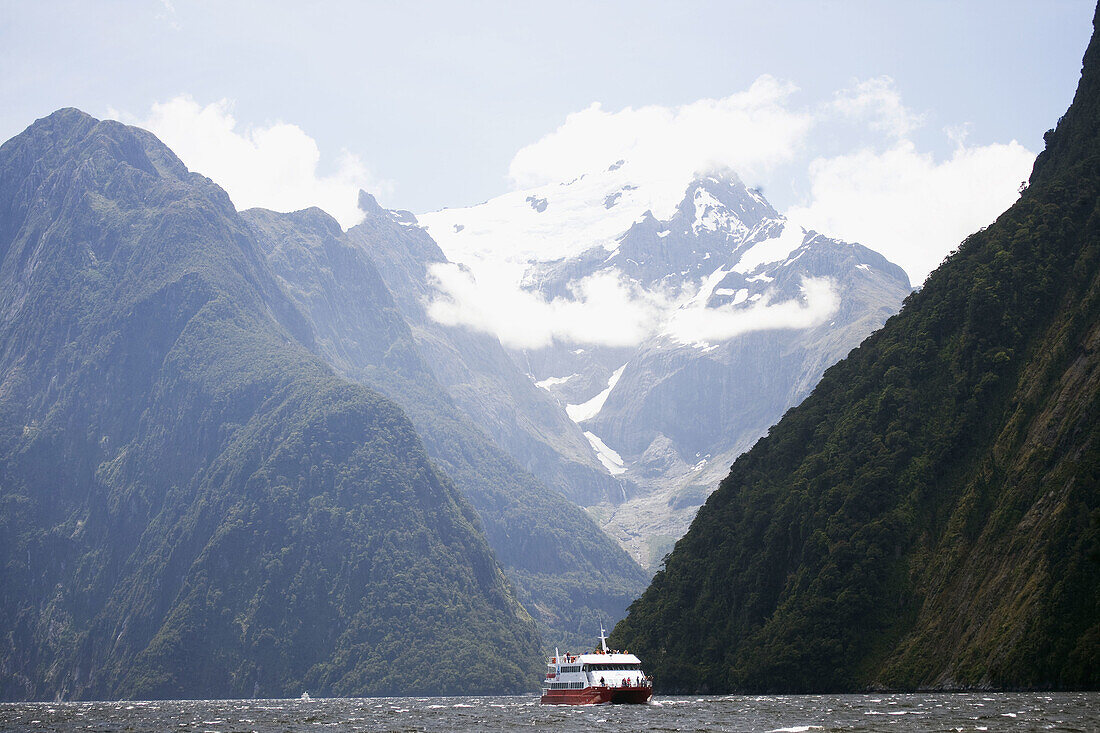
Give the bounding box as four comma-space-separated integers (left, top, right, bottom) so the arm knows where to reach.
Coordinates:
0, 692, 1096, 731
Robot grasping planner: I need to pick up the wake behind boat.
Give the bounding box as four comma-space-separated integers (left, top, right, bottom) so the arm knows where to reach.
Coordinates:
540, 627, 653, 705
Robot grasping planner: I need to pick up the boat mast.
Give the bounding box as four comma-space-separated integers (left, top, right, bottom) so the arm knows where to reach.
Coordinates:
598, 624, 609, 653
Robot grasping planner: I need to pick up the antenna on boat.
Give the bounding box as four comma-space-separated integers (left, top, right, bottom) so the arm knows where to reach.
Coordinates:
598, 623, 609, 653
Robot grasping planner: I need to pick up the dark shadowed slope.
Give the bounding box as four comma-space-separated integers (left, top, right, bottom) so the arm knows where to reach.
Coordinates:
612, 7, 1100, 693
241, 206, 649, 651
0, 110, 540, 700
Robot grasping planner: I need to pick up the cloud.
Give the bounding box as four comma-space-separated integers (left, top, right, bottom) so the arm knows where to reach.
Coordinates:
787, 138, 1035, 284
156, 0, 180, 29
664, 277, 840, 345
112, 96, 386, 229
427, 262, 665, 350
830, 76, 925, 138
508, 75, 813, 191
426, 256, 839, 351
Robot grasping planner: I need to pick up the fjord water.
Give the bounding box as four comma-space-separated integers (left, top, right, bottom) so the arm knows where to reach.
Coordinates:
1, 693, 1096, 731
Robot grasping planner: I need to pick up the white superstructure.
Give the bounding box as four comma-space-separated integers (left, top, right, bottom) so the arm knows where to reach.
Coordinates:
544, 650, 647, 690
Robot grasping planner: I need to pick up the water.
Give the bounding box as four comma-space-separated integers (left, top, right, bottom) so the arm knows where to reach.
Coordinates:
0, 692, 1095, 731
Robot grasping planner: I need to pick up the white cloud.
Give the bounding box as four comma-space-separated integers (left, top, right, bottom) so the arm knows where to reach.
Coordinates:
664, 277, 840, 345
508, 75, 813, 191
788, 138, 1035, 284
156, 0, 180, 29
112, 96, 386, 229
426, 262, 665, 350
830, 76, 925, 138
425, 255, 840, 351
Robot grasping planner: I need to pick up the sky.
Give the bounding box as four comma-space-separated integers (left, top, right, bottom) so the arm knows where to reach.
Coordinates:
0, 0, 1095, 335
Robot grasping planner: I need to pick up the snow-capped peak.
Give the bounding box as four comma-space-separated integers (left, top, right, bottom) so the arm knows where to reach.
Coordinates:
692, 186, 746, 236
413, 161, 909, 355
417, 161, 772, 266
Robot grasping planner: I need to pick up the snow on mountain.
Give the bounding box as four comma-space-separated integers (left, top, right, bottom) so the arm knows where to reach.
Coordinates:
421, 159, 693, 264
566, 362, 628, 422
584, 431, 627, 476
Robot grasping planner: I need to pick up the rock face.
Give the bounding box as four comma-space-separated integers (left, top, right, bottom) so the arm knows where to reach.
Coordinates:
610, 6, 1100, 693
242, 205, 648, 651
423, 170, 911, 566
0, 110, 542, 700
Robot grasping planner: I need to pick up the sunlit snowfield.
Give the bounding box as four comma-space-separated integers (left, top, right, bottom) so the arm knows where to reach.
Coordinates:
1, 692, 1096, 731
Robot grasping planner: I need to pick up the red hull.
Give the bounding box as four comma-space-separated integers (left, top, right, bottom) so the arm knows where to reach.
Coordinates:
540, 685, 652, 705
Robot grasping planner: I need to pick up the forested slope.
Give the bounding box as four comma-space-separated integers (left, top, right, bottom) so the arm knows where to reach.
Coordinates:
0, 109, 541, 700
611, 6, 1100, 693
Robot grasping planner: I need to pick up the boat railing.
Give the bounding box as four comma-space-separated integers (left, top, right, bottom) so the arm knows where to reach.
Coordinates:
602, 677, 652, 688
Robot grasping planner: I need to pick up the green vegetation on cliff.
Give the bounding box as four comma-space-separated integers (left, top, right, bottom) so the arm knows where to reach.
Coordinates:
611, 7, 1100, 693
0, 110, 541, 700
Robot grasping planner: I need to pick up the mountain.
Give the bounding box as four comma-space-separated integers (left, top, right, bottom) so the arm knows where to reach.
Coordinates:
348, 194, 628, 507
241, 204, 649, 651
422, 170, 911, 566
0, 109, 541, 700
610, 8, 1100, 693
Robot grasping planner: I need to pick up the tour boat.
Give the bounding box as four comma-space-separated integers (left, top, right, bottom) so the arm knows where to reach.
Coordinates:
540, 627, 653, 705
